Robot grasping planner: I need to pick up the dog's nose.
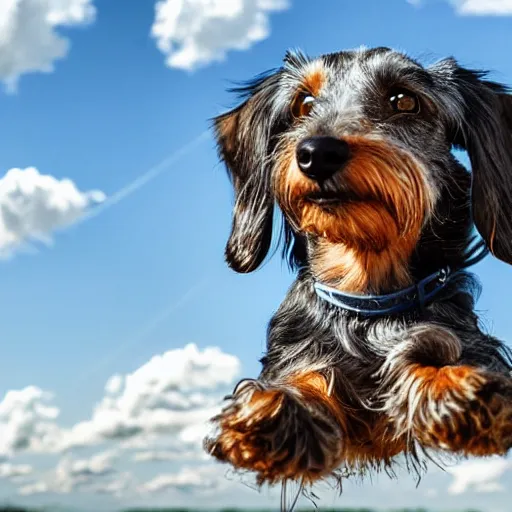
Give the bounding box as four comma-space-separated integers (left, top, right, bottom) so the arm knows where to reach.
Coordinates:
296, 136, 351, 181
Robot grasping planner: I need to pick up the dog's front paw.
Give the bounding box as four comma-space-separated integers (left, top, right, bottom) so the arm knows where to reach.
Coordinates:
388, 365, 512, 456
204, 379, 342, 485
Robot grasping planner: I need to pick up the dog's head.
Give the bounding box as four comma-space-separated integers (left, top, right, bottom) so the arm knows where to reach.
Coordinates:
214, 47, 512, 290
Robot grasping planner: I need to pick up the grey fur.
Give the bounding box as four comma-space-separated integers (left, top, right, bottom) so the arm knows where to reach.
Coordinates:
207, 47, 512, 490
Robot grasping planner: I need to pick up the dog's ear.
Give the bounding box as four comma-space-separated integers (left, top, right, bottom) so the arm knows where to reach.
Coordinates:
214, 70, 284, 273
438, 60, 512, 265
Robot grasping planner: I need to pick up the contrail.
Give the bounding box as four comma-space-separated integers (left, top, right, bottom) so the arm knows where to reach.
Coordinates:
71, 130, 213, 387
76, 129, 211, 226
74, 276, 211, 387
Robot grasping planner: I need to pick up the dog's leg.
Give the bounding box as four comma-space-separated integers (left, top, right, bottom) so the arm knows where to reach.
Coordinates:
381, 325, 512, 456
204, 371, 350, 485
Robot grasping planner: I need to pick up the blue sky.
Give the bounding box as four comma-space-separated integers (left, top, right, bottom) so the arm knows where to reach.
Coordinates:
1, 0, 512, 510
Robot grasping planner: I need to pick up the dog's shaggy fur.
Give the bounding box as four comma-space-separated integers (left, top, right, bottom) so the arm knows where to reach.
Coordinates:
204, 47, 512, 488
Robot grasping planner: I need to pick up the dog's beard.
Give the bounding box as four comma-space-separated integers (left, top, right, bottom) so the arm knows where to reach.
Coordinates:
276, 136, 431, 248
275, 137, 434, 293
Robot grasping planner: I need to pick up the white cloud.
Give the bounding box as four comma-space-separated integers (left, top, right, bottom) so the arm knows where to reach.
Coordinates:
408, 0, 512, 14
455, 0, 512, 14
52, 450, 118, 493
0, 385, 61, 458
133, 447, 206, 463
18, 480, 50, 496
1, 344, 240, 499
104, 375, 124, 395
14, 446, 224, 498
0, 344, 240, 461
447, 457, 512, 494
63, 343, 240, 449
0, 167, 105, 258
0, 462, 33, 479
139, 464, 225, 493
58, 450, 117, 479
0, 0, 96, 92
151, 0, 289, 71
16, 449, 119, 496
90, 472, 134, 497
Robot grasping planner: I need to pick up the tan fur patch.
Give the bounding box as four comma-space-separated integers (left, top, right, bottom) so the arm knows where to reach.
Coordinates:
394, 364, 512, 456
302, 62, 326, 97
205, 376, 343, 485
274, 136, 432, 293
288, 372, 406, 468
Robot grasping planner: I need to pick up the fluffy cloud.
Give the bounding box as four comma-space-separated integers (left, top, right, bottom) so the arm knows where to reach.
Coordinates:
18, 481, 49, 496
18, 459, 223, 499
50, 450, 118, 493
90, 472, 134, 497
0, 462, 32, 479
133, 447, 206, 463
0, 385, 61, 459
0, 0, 96, 91
1, 344, 240, 498
151, 0, 288, 71
447, 457, 512, 494
1, 345, 239, 460
455, 0, 512, 13
139, 464, 225, 493
16, 450, 120, 496
57, 450, 117, 479
63, 343, 240, 450
0, 167, 105, 258
409, 0, 512, 14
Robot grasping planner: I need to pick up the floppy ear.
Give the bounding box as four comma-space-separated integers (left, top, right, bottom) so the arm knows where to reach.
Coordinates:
443, 62, 512, 265
214, 70, 284, 273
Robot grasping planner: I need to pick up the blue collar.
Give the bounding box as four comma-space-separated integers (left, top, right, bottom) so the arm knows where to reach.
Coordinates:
313, 244, 489, 318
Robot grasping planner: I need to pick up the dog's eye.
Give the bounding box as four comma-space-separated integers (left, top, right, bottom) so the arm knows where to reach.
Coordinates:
291, 91, 315, 118
389, 89, 420, 114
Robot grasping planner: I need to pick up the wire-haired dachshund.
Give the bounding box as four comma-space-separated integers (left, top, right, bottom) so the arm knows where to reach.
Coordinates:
204, 46, 512, 491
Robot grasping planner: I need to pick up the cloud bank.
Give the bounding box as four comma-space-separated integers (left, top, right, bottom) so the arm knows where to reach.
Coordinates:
0, 343, 241, 498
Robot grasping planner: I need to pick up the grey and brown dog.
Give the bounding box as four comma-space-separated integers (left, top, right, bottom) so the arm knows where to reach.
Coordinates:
204, 46, 512, 488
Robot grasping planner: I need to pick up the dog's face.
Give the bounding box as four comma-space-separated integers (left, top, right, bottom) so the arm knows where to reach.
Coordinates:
273, 49, 437, 259
215, 47, 512, 287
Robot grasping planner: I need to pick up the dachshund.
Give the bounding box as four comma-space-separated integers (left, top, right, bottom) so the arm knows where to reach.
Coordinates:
204, 46, 512, 492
